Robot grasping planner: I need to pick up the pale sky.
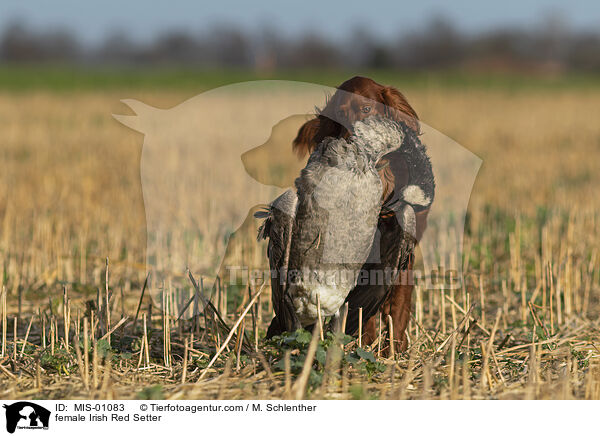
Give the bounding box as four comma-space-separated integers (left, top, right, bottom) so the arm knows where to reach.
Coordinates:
0, 0, 598, 45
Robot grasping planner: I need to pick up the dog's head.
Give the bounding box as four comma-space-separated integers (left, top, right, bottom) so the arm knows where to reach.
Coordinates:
292, 76, 420, 158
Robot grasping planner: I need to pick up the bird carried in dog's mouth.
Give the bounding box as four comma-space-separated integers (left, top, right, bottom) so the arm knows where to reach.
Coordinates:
256, 115, 434, 338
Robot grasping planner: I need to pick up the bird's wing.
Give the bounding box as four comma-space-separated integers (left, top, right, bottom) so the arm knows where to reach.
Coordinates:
255, 189, 302, 336
343, 201, 417, 336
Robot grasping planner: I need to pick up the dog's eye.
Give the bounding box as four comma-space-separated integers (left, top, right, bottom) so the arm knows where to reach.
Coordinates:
361, 106, 371, 113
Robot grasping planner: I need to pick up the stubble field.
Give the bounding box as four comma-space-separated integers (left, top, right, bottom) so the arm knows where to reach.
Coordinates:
1, 73, 599, 399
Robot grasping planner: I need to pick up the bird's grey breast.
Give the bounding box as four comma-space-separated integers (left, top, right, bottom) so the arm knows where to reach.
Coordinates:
311, 165, 382, 264
287, 139, 385, 324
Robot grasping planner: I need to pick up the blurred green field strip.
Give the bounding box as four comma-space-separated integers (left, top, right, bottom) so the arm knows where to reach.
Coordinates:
1, 65, 600, 91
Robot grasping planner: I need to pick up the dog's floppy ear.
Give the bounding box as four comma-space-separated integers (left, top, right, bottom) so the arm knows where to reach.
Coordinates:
293, 114, 343, 158
292, 117, 321, 158
380, 86, 420, 134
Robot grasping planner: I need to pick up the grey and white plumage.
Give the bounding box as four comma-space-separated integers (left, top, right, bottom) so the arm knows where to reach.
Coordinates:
256, 116, 434, 337
342, 119, 435, 337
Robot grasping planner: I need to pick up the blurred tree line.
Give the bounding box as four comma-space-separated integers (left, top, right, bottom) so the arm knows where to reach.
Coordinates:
1, 15, 599, 71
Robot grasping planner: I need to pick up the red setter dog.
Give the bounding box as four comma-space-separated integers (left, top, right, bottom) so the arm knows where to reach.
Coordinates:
292, 76, 430, 352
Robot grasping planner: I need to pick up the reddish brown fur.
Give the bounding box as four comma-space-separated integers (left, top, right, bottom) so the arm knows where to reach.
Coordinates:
292, 76, 429, 353
292, 76, 420, 158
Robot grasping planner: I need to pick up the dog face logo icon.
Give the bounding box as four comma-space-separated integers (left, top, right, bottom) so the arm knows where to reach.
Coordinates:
3, 402, 50, 433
